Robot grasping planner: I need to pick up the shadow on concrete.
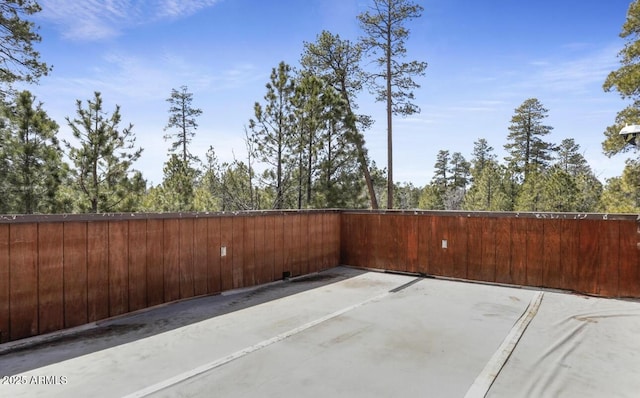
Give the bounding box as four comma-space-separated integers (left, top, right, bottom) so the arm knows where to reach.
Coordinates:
0, 266, 366, 376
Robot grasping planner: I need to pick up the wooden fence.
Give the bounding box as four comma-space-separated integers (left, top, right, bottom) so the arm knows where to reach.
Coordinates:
2, 209, 639, 344
0, 211, 340, 343
341, 211, 640, 299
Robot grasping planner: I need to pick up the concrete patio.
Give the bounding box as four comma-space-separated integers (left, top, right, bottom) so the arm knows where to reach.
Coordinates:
1, 266, 639, 397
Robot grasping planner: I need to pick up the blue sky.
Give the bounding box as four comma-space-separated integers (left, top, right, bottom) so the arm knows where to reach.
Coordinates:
24, 0, 635, 186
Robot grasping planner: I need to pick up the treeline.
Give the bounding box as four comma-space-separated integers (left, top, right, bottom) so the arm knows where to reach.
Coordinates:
0, 0, 639, 214
0, 89, 634, 214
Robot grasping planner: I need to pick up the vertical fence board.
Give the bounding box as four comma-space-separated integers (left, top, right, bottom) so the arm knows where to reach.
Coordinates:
310, 213, 323, 273
526, 219, 544, 287
429, 216, 446, 276
232, 217, 244, 288
38, 223, 64, 334
108, 221, 129, 316
207, 217, 221, 294
219, 217, 233, 291
87, 222, 109, 322
0, 225, 8, 343
366, 214, 381, 269
243, 216, 255, 287
9, 224, 38, 340
193, 219, 209, 296
63, 222, 87, 328
494, 218, 512, 284
179, 219, 195, 299
467, 217, 485, 282
128, 220, 147, 312
263, 216, 276, 282
578, 220, 600, 295
450, 217, 468, 279
163, 219, 180, 302
273, 215, 285, 279
480, 217, 497, 283
618, 220, 639, 297
597, 220, 619, 297
406, 216, 419, 274
542, 219, 563, 289
253, 216, 267, 284
299, 215, 309, 276
561, 220, 580, 293
283, 214, 296, 276
329, 213, 341, 267
146, 219, 164, 306
417, 215, 431, 275
340, 214, 354, 267
510, 218, 528, 286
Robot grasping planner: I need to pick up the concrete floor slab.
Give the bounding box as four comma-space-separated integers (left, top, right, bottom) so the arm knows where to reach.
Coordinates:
1, 267, 639, 398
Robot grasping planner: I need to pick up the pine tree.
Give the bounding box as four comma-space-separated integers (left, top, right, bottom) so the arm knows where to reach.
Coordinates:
64, 92, 144, 213
0, 0, 51, 95
358, 0, 428, 208
504, 98, 554, 182
301, 30, 379, 208
249, 62, 296, 209
164, 86, 202, 165
463, 161, 509, 211
0, 90, 64, 213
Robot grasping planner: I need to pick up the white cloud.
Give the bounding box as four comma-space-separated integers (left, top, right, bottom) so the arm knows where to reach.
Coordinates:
38, 0, 221, 41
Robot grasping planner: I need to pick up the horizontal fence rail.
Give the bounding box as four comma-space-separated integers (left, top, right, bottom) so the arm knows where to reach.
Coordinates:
0, 211, 340, 343
340, 211, 640, 299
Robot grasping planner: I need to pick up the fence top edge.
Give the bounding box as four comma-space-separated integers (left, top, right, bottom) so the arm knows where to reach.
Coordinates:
0, 209, 637, 224
339, 209, 640, 221
0, 209, 343, 224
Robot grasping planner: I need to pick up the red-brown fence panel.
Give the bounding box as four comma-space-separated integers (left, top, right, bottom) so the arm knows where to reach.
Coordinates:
242, 216, 256, 287
128, 219, 147, 311
87, 222, 109, 322
37, 223, 64, 335
219, 217, 233, 291
10, 223, 38, 340
597, 220, 620, 297
231, 217, 245, 288
206, 217, 222, 294
494, 217, 512, 284
578, 220, 600, 295
146, 219, 164, 306
619, 220, 640, 297
163, 219, 181, 302
510, 218, 528, 286
560, 219, 580, 293
0, 224, 9, 343
467, 217, 485, 282
542, 219, 562, 289
253, 216, 267, 284
179, 218, 195, 299
108, 221, 129, 317
193, 218, 209, 296
525, 219, 544, 287
273, 215, 285, 280
64, 222, 88, 328
417, 215, 432, 275
449, 217, 468, 279
262, 215, 276, 282
481, 217, 498, 283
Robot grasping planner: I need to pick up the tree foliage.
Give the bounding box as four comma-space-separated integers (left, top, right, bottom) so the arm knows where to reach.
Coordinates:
250, 62, 296, 209
0, 90, 64, 213
358, 0, 428, 208
0, 0, 50, 94
64, 92, 144, 213
504, 98, 554, 181
301, 31, 379, 208
164, 85, 202, 165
